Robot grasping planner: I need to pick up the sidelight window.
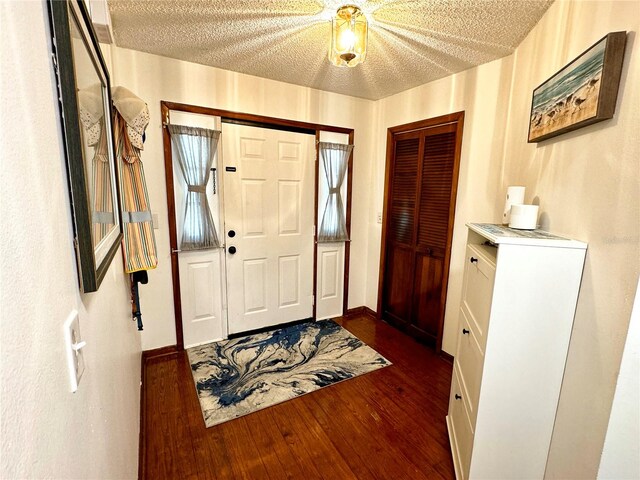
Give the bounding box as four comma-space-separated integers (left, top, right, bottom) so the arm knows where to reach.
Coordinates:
317, 142, 353, 242
168, 124, 221, 250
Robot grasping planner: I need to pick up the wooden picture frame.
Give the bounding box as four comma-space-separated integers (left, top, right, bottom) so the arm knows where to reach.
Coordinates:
528, 31, 627, 143
48, 0, 122, 292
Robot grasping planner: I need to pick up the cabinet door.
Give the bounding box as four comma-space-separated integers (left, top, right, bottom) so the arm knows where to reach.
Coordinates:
448, 364, 474, 480
455, 309, 485, 426
460, 244, 496, 349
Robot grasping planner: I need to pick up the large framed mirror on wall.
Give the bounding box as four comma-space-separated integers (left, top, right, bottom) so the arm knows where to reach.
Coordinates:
48, 0, 122, 292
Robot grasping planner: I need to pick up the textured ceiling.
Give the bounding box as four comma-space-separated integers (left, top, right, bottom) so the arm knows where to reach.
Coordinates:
108, 0, 553, 100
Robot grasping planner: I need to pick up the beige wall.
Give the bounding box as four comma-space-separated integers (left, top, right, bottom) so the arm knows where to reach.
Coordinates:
111, 48, 376, 350
1, 3, 140, 478
505, 2, 639, 477
366, 0, 639, 477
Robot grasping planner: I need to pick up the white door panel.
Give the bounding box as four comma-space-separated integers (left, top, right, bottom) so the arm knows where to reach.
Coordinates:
178, 248, 225, 347
223, 124, 314, 334
172, 113, 227, 348
315, 244, 345, 320
315, 131, 349, 319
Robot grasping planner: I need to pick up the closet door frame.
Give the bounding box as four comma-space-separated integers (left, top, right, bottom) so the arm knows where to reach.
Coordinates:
161, 101, 354, 350
377, 111, 465, 352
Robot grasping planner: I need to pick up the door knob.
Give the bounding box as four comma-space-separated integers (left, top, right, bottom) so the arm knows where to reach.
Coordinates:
470, 257, 478, 263
462, 328, 470, 335
228, 230, 236, 238
228, 246, 237, 254
455, 394, 462, 400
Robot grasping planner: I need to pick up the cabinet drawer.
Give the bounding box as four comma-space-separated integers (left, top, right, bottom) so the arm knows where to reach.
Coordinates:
455, 309, 485, 428
461, 244, 496, 347
448, 365, 474, 480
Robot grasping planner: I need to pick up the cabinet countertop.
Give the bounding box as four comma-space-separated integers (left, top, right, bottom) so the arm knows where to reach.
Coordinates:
467, 223, 587, 249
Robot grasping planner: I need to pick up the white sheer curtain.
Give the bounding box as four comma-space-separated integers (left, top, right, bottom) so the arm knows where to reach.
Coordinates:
318, 142, 353, 242
168, 124, 221, 250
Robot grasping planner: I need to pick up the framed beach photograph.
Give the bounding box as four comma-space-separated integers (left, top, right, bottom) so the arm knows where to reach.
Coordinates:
528, 31, 627, 143
48, 0, 122, 292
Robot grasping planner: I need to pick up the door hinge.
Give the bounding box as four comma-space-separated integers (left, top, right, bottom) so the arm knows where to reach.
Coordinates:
312, 295, 315, 306
313, 225, 316, 237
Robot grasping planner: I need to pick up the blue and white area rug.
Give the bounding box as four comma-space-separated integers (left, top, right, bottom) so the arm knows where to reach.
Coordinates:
187, 319, 391, 427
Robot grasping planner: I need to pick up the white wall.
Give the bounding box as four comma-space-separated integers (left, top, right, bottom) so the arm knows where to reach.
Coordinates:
598, 278, 640, 479
111, 48, 376, 350
366, 0, 639, 477
1, 2, 140, 478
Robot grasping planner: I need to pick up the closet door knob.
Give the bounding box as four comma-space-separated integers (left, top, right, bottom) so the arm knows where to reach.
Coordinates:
455, 394, 462, 400
462, 328, 470, 335
228, 230, 236, 238
470, 257, 478, 263
228, 246, 237, 254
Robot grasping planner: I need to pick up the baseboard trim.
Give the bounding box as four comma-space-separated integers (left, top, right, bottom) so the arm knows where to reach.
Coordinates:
345, 306, 364, 317
440, 351, 454, 364
142, 344, 179, 362
363, 306, 377, 318
345, 306, 378, 318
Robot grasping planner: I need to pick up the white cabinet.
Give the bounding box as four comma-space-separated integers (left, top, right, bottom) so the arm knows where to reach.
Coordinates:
447, 223, 587, 479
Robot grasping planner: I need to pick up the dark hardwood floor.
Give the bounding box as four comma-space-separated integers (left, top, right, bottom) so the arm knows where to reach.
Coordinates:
141, 314, 455, 479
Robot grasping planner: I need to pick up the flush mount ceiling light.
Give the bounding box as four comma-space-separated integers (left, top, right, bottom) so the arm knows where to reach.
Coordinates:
329, 4, 368, 68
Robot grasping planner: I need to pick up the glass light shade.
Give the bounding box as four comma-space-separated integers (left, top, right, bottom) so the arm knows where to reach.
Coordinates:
329, 5, 368, 67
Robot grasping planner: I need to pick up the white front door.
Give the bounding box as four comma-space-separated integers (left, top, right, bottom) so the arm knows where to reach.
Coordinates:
222, 123, 315, 334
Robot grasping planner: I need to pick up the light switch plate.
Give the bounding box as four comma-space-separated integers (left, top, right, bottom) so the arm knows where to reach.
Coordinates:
63, 310, 85, 393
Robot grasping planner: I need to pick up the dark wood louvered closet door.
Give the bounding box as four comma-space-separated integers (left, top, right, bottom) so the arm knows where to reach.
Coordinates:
379, 114, 464, 350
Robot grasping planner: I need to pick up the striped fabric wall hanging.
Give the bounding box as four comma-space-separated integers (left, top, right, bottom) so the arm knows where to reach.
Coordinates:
113, 107, 158, 273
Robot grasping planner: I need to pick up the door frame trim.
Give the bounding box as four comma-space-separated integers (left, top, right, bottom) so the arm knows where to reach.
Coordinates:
160, 101, 354, 350
376, 111, 465, 352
